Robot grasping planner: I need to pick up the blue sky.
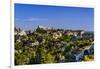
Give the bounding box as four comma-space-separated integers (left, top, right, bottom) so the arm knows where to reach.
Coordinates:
15, 4, 94, 31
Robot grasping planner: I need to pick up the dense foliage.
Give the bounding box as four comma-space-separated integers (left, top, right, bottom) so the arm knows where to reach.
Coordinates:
15, 27, 94, 65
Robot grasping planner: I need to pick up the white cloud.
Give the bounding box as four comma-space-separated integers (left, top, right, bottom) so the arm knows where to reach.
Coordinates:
23, 17, 47, 22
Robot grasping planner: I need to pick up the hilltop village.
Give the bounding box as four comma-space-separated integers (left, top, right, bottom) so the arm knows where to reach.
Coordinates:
15, 26, 94, 65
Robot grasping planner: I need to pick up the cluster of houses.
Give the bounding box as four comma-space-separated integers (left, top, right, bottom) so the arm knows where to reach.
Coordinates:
15, 26, 86, 44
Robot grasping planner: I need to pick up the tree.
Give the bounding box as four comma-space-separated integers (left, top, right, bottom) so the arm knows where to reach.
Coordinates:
15, 53, 29, 65
84, 55, 94, 61
15, 42, 23, 50
36, 26, 47, 34
44, 52, 55, 63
